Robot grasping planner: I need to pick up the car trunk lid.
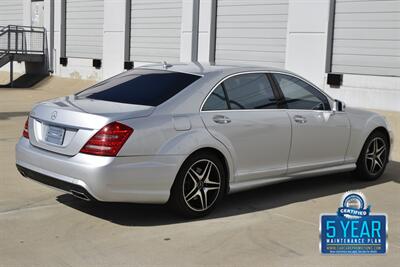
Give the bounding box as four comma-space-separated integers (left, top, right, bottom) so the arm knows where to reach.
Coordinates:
28, 96, 154, 156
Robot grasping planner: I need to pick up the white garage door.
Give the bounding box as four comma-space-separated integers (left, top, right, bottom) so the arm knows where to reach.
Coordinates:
0, 0, 23, 26
130, 0, 182, 63
331, 0, 400, 76
66, 0, 104, 59
215, 0, 289, 67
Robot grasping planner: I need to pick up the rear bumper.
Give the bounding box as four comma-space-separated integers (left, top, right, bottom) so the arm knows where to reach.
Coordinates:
15, 137, 185, 204
16, 165, 96, 201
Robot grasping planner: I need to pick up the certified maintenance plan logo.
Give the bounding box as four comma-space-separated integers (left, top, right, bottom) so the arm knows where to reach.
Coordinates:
320, 191, 388, 254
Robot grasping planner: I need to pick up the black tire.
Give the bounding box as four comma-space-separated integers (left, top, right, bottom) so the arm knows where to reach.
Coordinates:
169, 152, 226, 218
354, 130, 389, 181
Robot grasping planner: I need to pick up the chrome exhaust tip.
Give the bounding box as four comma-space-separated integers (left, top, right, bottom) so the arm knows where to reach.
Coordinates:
70, 190, 90, 201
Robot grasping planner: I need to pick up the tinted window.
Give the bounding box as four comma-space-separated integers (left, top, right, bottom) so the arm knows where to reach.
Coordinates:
273, 74, 330, 110
222, 73, 278, 109
202, 85, 229, 111
76, 69, 201, 106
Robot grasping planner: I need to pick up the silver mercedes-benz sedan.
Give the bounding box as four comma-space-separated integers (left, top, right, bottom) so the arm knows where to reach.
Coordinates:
16, 64, 392, 217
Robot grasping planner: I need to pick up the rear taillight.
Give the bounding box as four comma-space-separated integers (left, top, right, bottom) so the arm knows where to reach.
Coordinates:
80, 122, 133, 156
22, 117, 29, 139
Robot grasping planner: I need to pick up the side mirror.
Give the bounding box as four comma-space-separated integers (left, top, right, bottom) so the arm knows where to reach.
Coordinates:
333, 99, 346, 112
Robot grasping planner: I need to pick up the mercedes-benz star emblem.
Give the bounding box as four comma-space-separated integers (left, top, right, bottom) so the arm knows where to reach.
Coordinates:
51, 111, 57, 120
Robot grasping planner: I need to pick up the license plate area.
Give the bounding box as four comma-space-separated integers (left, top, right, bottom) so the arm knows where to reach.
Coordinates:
45, 125, 66, 145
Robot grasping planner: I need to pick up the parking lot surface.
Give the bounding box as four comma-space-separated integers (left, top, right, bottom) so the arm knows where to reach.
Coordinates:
0, 74, 399, 267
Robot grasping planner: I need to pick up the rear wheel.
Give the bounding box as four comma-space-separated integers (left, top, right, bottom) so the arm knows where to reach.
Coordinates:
354, 131, 389, 181
169, 152, 226, 218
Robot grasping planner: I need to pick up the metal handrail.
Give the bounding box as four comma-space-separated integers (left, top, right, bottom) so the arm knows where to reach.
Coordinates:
0, 25, 46, 55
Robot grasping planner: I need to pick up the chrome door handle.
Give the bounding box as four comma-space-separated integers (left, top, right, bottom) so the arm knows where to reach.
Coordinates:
293, 115, 307, 124
213, 115, 231, 124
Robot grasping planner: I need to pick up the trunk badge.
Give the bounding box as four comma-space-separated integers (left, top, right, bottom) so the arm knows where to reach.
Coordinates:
51, 111, 57, 120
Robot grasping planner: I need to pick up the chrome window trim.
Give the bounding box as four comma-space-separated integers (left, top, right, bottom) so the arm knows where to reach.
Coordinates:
201, 108, 338, 115
200, 70, 335, 112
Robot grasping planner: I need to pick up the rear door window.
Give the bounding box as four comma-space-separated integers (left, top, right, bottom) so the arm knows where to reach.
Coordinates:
202, 85, 229, 111
76, 69, 201, 106
222, 73, 278, 109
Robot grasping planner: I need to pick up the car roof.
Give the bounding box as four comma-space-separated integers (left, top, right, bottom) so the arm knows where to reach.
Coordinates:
138, 62, 293, 77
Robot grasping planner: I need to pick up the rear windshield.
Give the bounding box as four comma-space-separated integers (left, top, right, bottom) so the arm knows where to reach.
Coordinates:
76, 69, 201, 106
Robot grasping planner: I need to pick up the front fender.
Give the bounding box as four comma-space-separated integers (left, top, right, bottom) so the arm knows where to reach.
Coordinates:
346, 108, 390, 162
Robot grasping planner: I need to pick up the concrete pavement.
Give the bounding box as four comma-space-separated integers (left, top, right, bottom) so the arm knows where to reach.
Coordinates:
0, 74, 399, 266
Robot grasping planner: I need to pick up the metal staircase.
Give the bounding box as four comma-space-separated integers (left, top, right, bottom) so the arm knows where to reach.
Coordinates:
0, 25, 48, 87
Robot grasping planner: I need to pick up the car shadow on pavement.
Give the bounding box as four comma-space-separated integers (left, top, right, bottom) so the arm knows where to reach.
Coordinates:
56, 161, 400, 226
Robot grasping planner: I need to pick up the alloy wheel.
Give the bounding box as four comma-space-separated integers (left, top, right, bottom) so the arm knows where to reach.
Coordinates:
365, 137, 387, 175
183, 159, 221, 212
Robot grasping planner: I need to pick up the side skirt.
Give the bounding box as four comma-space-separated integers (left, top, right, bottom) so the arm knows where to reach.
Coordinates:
228, 163, 356, 194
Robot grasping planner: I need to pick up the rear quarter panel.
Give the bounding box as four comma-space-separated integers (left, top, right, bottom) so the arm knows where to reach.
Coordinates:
118, 114, 235, 183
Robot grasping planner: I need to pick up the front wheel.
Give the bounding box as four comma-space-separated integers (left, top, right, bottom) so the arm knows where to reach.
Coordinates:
354, 131, 389, 181
169, 152, 226, 218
